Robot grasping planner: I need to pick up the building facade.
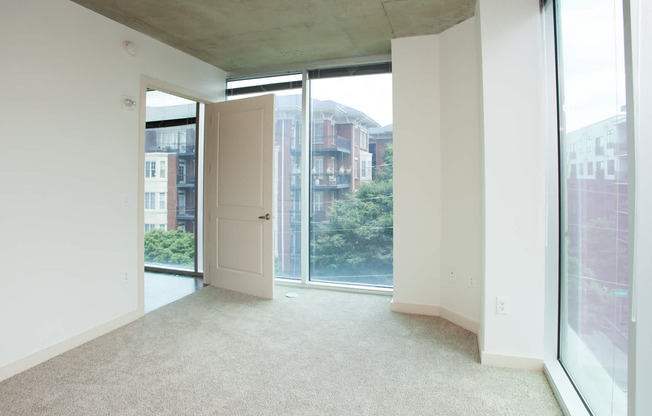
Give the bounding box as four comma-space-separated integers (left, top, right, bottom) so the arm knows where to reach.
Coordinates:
273, 95, 392, 277
144, 103, 198, 234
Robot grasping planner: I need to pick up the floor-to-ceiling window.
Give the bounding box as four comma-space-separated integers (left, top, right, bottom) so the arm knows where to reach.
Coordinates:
308, 68, 393, 287
227, 64, 393, 289
144, 89, 203, 275
554, 0, 629, 414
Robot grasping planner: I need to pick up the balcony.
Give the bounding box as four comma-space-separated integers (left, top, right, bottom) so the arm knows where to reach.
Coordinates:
177, 173, 196, 187
312, 172, 351, 189
177, 205, 195, 220
291, 135, 351, 154
145, 143, 195, 156
178, 144, 196, 158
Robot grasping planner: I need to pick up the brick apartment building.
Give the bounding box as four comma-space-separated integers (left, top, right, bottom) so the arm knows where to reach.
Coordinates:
273, 95, 393, 277
144, 103, 198, 234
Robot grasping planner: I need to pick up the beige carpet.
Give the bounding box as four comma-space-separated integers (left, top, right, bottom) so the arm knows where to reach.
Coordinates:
0, 286, 562, 415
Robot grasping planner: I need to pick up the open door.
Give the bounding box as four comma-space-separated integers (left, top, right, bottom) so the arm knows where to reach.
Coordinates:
204, 94, 275, 299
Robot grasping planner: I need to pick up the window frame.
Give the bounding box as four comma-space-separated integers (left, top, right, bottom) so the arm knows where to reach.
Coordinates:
541, 1, 636, 415
226, 62, 393, 293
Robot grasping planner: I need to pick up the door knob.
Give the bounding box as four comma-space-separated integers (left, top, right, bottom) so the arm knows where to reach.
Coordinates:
258, 213, 271, 220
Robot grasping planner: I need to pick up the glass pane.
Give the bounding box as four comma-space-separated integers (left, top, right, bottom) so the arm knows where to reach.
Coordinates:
556, 0, 628, 414
309, 73, 393, 287
144, 90, 198, 271
274, 92, 303, 279
226, 83, 303, 280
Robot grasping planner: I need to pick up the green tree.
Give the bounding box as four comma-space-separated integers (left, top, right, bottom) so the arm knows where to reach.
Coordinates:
311, 144, 393, 282
144, 228, 195, 267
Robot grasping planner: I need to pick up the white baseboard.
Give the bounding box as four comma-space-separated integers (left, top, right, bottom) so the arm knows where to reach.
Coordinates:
480, 350, 544, 370
390, 300, 480, 334
0, 309, 142, 382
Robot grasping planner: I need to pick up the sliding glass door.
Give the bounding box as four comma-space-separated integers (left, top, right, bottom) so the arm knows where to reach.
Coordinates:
555, 0, 629, 414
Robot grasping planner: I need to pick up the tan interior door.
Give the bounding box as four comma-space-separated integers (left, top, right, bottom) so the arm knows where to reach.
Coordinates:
204, 94, 274, 299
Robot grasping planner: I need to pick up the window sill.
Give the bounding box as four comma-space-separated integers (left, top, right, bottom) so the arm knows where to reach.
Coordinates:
544, 360, 591, 416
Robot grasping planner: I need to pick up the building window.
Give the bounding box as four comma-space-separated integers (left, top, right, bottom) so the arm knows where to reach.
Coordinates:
361, 159, 372, 180
145, 161, 156, 178
360, 131, 368, 150
160, 161, 166, 178
313, 156, 324, 174
606, 129, 615, 148
313, 191, 323, 212
313, 123, 324, 144
354, 158, 359, 179
607, 159, 615, 175
145, 192, 155, 210
159, 192, 166, 210
179, 160, 186, 183
178, 191, 186, 210
587, 161, 594, 175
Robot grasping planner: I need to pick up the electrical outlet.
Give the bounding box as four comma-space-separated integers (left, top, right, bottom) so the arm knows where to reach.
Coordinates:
449, 271, 455, 281
468, 276, 475, 287
124, 272, 129, 281
496, 296, 510, 314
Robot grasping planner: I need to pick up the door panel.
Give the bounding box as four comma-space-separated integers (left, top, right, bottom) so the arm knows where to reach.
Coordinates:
217, 218, 263, 275
204, 94, 274, 299
217, 110, 265, 208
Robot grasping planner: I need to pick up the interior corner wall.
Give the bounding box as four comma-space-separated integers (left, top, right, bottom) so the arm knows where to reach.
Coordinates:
0, 0, 226, 380
439, 17, 482, 330
476, 0, 547, 368
391, 35, 442, 309
391, 20, 482, 331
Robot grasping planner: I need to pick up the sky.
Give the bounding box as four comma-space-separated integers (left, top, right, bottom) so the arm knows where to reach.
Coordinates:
149, 73, 393, 127
310, 74, 393, 127
558, 0, 627, 132
146, 90, 195, 107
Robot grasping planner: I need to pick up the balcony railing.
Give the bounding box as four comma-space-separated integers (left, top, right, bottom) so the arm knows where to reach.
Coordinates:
177, 206, 195, 219
145, 143, 196, 155
312, 136, 351, 153
312, 172, 351, 188
177, 173, 196, 186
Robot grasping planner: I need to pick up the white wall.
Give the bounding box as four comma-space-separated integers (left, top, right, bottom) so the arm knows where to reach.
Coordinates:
391, 19, 482, 333
392, 35, 443, 310
439, 18, 482, 330
0, 0, 226, 379
476, 0, 547, 368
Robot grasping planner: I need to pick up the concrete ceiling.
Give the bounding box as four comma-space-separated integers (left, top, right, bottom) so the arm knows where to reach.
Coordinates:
71, 0, 476, 74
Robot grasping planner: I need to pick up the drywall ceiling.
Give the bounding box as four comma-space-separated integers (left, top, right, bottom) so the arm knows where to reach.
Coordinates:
71, 0, 476, 74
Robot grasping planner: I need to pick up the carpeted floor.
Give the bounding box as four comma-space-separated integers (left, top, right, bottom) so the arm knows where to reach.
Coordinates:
0, 286, 562, 415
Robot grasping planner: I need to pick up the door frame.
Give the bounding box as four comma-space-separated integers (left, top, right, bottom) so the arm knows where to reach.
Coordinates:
137, 76, 215, 315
